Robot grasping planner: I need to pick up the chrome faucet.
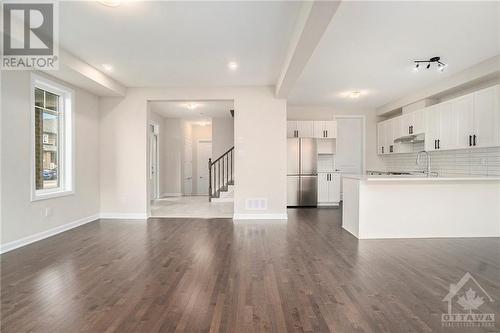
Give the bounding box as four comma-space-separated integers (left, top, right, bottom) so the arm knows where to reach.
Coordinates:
416, 151, 432, 175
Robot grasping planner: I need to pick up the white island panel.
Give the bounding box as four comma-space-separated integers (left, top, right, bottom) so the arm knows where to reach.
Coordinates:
342, 176, 500, 239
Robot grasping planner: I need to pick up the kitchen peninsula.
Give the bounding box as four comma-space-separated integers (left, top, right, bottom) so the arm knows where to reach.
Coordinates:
342, 174, 500, 239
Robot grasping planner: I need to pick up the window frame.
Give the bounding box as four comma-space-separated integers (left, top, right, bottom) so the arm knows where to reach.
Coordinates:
30, 74, 75, 201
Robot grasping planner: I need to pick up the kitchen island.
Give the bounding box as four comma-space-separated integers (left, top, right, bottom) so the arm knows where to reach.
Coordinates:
342, 174, 500, 239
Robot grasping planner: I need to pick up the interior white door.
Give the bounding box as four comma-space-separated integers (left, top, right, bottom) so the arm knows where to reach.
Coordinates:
184, 135, 193, 195
149, 124, 159, 200
197, 140, 212, 195
336, 117, 363, 174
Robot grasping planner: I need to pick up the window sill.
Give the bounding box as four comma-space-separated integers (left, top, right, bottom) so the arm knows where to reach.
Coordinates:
31, 190, 74, 202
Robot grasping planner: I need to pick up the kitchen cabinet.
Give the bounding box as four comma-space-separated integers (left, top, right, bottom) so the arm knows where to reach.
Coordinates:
287, 121, 314, 137
425, 102, 453, 151
385, 119, 395, 153
377, 121, 387, 154
313, 121, 337, 138
451, 93, 474, 149
318, 172, 340, 205
379, 84, 500, 153
391, 117, 412, 153
401, 109, 426, 136
473, 85, 500, 148
287, 121, 298, 137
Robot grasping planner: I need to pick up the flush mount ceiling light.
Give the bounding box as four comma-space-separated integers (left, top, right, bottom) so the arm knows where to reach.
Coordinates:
98, 0, 121, 7
184, 102, 199, 110
102, 64, 113, 71
414, 56, 447, 72
349, 91, 361, 98
228, 61, 238, 70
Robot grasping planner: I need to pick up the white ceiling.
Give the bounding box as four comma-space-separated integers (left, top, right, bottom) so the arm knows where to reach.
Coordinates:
59, 1, 301, 87
288, 1, 500, 109
150, 100, 233, 119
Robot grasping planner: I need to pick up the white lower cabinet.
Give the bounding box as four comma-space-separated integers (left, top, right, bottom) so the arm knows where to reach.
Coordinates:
318, 172, 340, 205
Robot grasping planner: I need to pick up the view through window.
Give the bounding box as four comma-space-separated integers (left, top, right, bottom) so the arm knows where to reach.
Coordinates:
35, 87, 61, 190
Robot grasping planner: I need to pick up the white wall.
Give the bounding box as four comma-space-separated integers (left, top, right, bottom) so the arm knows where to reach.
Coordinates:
287, 106, 385, 171
212, 117, 234, 158
100, 86, 287, 218
161, 118, 183, 196
1, 71, 100, 246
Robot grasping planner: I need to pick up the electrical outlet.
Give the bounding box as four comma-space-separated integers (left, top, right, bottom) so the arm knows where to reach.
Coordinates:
45, 207, 53, 217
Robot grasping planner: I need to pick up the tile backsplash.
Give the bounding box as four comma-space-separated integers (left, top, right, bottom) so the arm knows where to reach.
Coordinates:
381, 143, 500, 176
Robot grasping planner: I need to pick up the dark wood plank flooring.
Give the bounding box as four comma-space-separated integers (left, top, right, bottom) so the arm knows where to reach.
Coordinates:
1, 208, 499, 332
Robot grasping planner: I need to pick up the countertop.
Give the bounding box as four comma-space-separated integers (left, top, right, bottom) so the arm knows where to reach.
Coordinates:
343, 173, 500, 182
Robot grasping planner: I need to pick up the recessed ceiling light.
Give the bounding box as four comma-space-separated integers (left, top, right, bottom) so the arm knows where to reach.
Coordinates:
349, 91, 361, 98
228, 61, 238, 70
185, 102, 199, 110
102, 64, 113, 71
98, 0, 121, 7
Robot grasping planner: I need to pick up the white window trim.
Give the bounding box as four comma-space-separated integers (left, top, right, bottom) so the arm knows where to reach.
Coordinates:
30, 74, 75, 202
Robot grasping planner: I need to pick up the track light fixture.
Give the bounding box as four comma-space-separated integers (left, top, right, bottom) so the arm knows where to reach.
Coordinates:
414, 56, 447, 72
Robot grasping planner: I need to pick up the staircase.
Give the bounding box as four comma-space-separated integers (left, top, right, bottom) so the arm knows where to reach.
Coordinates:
209, 146, 234, 202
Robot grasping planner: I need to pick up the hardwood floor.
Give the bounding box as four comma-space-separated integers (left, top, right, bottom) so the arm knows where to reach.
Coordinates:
1, 208, 499, 332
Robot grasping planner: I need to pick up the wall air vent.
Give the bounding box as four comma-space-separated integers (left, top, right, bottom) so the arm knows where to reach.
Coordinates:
245, 198, 267, 210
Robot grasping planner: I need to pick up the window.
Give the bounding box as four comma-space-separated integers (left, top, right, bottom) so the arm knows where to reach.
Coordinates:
31, 75, 74, 201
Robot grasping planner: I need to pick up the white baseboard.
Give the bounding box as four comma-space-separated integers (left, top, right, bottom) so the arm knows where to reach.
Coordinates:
0, 214, 100, 254
99, 213, 148, 220
233, 213, 288, 220
160, 193, 182, 197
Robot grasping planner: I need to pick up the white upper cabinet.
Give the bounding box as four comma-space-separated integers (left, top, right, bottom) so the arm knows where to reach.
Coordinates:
287, 121, 298, 137
377, 121, 387, 154
324, 121, 337, 138
451, 93, 474, 149
297, 121, 314, 137
313, 121, 337, 138
287, 120, 314, 138
385, 119, 395, 153
425, 105, 440, 151
379, 84, 499, 153
473, 85, 500, 148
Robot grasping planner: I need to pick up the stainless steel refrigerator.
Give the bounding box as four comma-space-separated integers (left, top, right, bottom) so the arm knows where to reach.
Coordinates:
287, 138, 317, 207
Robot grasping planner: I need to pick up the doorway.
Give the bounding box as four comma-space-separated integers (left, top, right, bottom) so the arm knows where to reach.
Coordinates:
147, 99, 234, 218
197, 140, 212, 195
149, 123, 160, 200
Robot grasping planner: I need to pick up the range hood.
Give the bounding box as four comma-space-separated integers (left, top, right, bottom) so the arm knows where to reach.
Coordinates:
394, 133, 424, 144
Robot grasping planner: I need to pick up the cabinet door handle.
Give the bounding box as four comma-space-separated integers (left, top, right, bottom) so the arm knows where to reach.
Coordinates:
469, 135, 472, 147
473, 135, 476, 146
438, 139, 440, 149
325, 130, 328, 138
434, 140, 437, 149
382, 146, 384, 154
